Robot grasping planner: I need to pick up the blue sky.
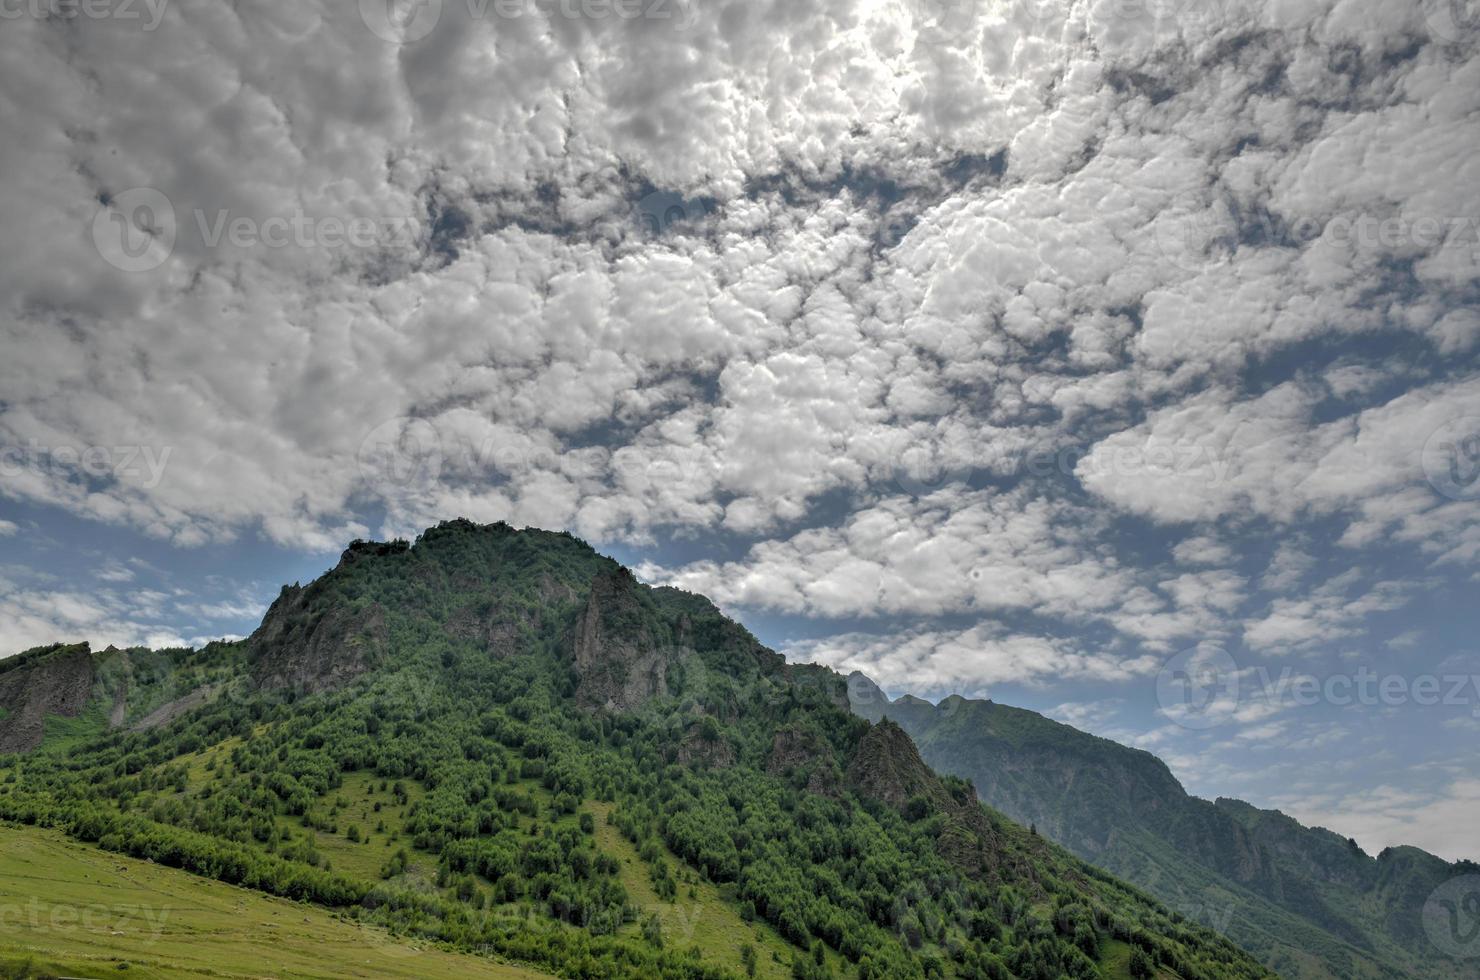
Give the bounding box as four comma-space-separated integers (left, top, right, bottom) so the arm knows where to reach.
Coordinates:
2, 0, 1479, 862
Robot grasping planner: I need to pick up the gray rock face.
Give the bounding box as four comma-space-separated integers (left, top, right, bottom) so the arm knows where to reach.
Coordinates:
249, 585, 388, 694
0, 644, 96, 752
566, 568, 668, 712
129, 683, 219, 732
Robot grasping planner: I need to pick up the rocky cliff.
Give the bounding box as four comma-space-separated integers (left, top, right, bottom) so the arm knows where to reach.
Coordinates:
0, 643, 98, 752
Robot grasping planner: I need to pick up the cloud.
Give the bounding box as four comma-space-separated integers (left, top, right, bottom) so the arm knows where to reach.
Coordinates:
95, 560, 136, 583
0, 0, 1472, 559
1078, 378, 1480, 555
1243, 572, 1414, 653
1048, 698, 1126, 731
1277, 777, 1480, 863
785, 623, 1161, 695
640, 486, 1147, 621
0, 520, 16, 537
0, 582, 187, 657
1172, 535, 1236, 567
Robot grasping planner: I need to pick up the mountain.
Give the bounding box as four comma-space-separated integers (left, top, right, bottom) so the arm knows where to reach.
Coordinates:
0, 520, 1270, 980
846, 673, 1480, 980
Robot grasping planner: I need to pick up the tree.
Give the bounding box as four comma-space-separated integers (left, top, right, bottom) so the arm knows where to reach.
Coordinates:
642, 913, 663, 948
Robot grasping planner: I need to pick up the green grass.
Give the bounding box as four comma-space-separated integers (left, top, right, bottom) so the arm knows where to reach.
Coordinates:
1100, 939, 1136, 979
588, 800, 821, 979
302, 770, 428, 881
1098, 938, 1184, 980
35, 700, 114, 755
0, 824, 552, 979
250, 770, 814, 976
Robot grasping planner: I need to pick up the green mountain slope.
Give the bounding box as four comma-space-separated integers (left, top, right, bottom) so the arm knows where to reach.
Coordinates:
846, 674, 1480, 980
0, 824, 553, 979
0, 520, 1270, 980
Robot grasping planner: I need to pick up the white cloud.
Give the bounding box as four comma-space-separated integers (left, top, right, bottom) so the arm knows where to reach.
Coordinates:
1171, 534, 1236, 567
95, 560, 136, 583
786, 624, 1160, 694
0, 0, 1472, 559
0, 583, 186, 657
1278, 777, 1480, 863
1243, 572, 1414, 653
1079, 378, 1480, 554
1048, 698, 1126, 731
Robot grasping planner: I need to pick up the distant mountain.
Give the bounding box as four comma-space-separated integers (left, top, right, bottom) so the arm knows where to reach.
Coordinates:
0, 521, 1271, 979
847, 673, 1480, 980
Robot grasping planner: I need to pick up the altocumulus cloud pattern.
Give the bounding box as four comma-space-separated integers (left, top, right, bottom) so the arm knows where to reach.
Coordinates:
2, 0, 1480, 863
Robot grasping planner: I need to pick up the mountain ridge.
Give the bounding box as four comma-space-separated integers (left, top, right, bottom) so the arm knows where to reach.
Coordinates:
845, 671, 1478, 979
0, 519, 1272, 980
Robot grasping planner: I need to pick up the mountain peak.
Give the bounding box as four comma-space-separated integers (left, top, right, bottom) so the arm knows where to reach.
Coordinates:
0, 522, 1276, 980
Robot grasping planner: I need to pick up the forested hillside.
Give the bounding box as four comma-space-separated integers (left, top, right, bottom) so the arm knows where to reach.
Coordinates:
847, 675, 1479, 980
1, 521, 1271, 979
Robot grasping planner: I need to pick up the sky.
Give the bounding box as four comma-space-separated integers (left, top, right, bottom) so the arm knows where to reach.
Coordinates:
1, 0, 1478, 862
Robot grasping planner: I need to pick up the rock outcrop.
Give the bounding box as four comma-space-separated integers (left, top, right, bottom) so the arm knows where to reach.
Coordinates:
0, 643, 98, 752
565, 567, 668, 711
847, 718, 1012, 879
846, 718, 950, 812
249, 584, 387, 694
